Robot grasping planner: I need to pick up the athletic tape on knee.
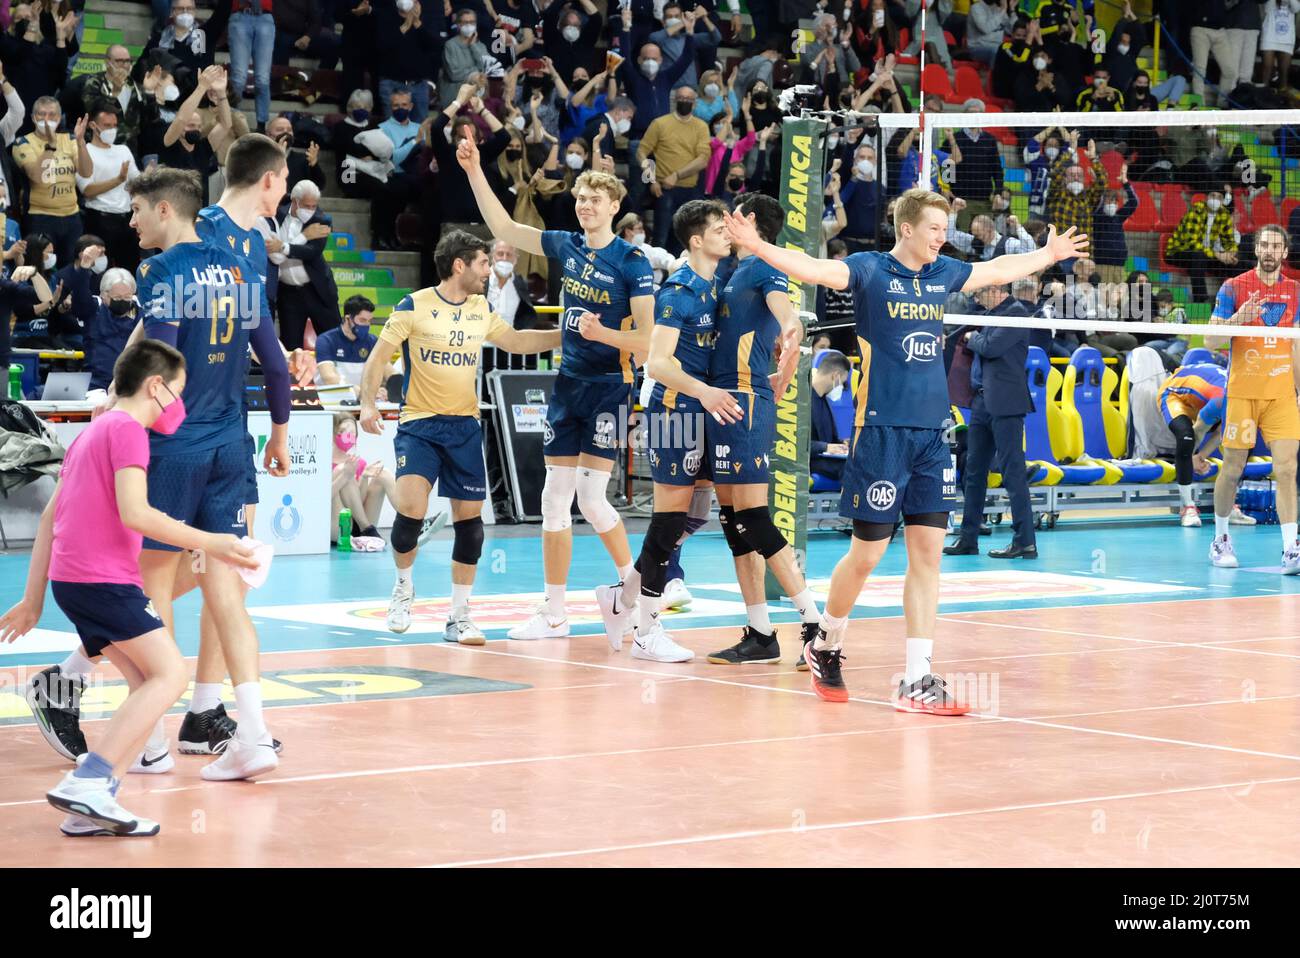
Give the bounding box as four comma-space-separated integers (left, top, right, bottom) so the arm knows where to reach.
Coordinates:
718, 505, 754, 556
390, 512, 423, 554
541, 464, 577, 532
638, 511, 688, 597
733, 506, 788, 559
451, 516, 485, 565
576, 467, 620, 534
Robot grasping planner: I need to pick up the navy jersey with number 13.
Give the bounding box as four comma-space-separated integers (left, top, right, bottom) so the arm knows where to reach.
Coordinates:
650, 264, 718, 410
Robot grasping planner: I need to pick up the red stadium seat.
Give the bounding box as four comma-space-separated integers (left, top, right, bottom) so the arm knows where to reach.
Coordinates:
954, 64, 984, 102
1123, 182, 1158, 232
1099, 149, 1126, 186
1155, 185, 1187, 231
1158, 233, 1186, 274
896, 28, 919, 65
1251, 191, 1281, 228
1280, 195, 1300, 227
1232, 188, 1253, 232
922, 63, 955, 100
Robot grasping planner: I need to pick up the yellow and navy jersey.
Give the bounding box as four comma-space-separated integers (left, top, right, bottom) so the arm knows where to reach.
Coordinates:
709, 255, 789, 398
138, 240, 262, 454
377, 287, 510, 422
846, 251, 972, 430
1158, 363, 1226, 415
541, 230, 654, 384
649, 264, 717, 410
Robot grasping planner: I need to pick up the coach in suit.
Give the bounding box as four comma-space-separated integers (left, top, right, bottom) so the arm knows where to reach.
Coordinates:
945, 283, 1037, 559
810, 349, 851, 483
267, 180, 341, 350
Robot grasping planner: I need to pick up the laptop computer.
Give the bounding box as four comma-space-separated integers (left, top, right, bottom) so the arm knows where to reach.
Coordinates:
41, 371, 92, 401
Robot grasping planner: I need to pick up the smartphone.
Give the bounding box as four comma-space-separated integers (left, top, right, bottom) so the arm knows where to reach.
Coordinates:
142, 153, 159, 169
520, 58, 546, 72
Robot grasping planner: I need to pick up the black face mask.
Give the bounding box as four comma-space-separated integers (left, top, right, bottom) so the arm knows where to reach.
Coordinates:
184, 129, 203, 145
752, 92, 768, 104
109, 299, 135, 316
506, 149, 523, 161
675, 100, 694, 117
1134, 85, 1150, 96
727, 177, 743, 191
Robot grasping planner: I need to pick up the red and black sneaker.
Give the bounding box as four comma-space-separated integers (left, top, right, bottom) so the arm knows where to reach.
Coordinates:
804, 629, 848, 703
895, 673, 972, 716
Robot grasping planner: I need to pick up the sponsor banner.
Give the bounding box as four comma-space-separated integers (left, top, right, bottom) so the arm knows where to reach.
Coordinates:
511, 402, 548, 433
249, 410, 332, 555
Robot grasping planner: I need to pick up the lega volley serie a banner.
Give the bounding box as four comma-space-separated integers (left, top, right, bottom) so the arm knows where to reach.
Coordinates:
765, 117, 826, 598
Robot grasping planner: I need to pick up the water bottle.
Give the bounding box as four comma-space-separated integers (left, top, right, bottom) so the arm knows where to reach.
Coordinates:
338, 508, 352, 552
8, 364, 21, 400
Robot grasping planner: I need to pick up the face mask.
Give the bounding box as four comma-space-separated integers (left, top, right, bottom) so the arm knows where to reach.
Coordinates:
1222, 193, 1231, 207
874, 9, 885, 26
507, 115, 525, 131
493, 260, 513, 278
1207, 198, 1222, 212
92, 255, 108, 273
665, 17, 683, 30
1134, 85, 1150, 96
704, 83, 720, 99
1206, 127, 1217, 138
727, 177, 743, 191
397, 0, 414, 11
150, 384, 186, 435
615, 117, 631, 136
631, 231, 646, 246
562, 25, 580, 42
1103, 203, 1118, 217
392, 108, 411, 122
459, 23, 476, 37
1033, 57, 1048, 71
992, 197, 1008, 210
109, 298, 134, 315
334, 431, 357, 451
98, 127, 118, 145
1045, 146, 1059, 160
752, 91, 768, 103
1158, 305, 1170, 317
963, 127, 980, 141
855, 159, 874, 179
295, 206, 315, 224
565, 153, 585, 170
37, 120, 57, 136
1093, 77, 1106, 88
827, 135, 839, 150
43, 252, 56, 270
162, 83, 180, 102
351, 109, 369, 123
184, 129, 203, 145
175, 12, 195, 29
506, 148, 523, 161
641, 59, 660, 78
1117, 43, 1130, 55
1067, 181, 1084, 195
675, 100, 693, 117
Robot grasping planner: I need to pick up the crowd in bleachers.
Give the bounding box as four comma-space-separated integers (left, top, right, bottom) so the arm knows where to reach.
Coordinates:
2, 0, 1300, 391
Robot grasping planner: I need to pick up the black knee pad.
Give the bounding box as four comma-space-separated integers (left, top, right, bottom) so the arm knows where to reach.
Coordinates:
390, 512, 423, 554
902, 512, 949, 530
451, 516, 485, 565
852, 519, 898, 542
733, 506, 788, 559
641, 511, 689, 563
718, 506, 755, 557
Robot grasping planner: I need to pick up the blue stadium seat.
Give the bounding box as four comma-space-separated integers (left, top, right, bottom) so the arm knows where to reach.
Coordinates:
1063, 348, 1163, 482
1181, 347, 1215, 365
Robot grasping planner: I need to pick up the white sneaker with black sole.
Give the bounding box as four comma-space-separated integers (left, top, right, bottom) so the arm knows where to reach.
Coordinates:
508, 605, 569, 640
445, 608, 486, 645
594, 583, 635, 651
387, 579, 414, 633
46, 772, 138, 834
200, 736, 279, 781
630, 623, 694, 663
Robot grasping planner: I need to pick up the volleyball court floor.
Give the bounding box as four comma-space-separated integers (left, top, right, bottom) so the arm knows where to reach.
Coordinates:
2, 518, 1300, 867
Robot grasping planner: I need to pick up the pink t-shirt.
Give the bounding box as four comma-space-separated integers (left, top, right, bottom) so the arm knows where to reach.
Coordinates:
49, 410, 151, 586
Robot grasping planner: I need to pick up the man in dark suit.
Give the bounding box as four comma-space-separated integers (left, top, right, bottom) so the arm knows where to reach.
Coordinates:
810, 350, 851, 483
267, 180, 340, 350
582, 97, 636, 165
944, 283, 1037, 559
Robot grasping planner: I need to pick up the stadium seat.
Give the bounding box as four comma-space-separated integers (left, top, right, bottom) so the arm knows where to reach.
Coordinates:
1155, 185, 1187, 231
954, 65, 984, 102
1058, 350, 1127, 483
1123, 182, 1158, 232
1099, 149, 1126, 185
1181, 347, 1216, 365
1157, 234, 1186, 274
923, 63, 956, 101
895, 28, 918, 65
1250, 191, 1281, 228
1022, 347, 1092, 485
1282, 196, 1300, 226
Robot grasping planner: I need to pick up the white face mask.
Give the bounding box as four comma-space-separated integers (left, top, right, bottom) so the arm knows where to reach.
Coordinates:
98, 127, 118, 145
459, 23, 476, 37
1207, 197, 1222, 212
397, 0, 414, 10
510, 115, 526, 131
565, 152, 584, 170
1093, 77, 1106, 88
632, 231, 646, 246
664, 17, 683, 30
992, 197, 1008, 210
44, 252, 56, 271
295, 206, 316, 223
1205, 127, 1217, 138
1045, 146, 1059, 160
92, 254, 108, 273
1067, 180, 1084, 195
615, 117, 631, 135
37, 119, 58, 136
162, 83, 180, 102
1117, 43, 1130, 55
493, 259, 513, 278
175, 12, 195, 29
641, 60, 660, 78
963, 127, 980, 141
704, 83, 720, 99
828, 382, 844, 402
562, 25, 580, 42
855, 159, 875, 180
1033, 57, 1048, 71
827, 135, 839, 150
1103, 203, 1118, 217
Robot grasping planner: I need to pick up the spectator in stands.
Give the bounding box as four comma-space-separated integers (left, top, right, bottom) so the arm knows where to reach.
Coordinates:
52, 234, 106, 349
564, 69, 616, 147
839, 142, 881, 253
334, 89, 377, 184
903, 0, 954, 76
377, 0, 438, 121
440, 8, 490, 109
732, 35, 782, 99
1226, 0, 1262, 92
1015, 47, 1073, 112
991, 17, 1030, 99
10, 233, 66, 347
366, 88, 423, 248
430, 84, 510, 230
484, 240, 538, 330
947, 199, 1035, 259
330, 414, 391, 550
1091, 175, 1137, 288
487, 0, 539, 70
615, 212, 677, 287
989, 187, 1014, 235
12, 97, 90, 267
1, 4, 76, 137
1044, 133, 1107, 265
226, 0, 275, 130
651, 4, 718, 92
505, 58, 569, 142
0, 181, 22, 259
160, 66, 233, 206
637, 84, 710, 253
1136, 288, 1190, 367
1166, 188, 1239, 303
1076, 64, 1123, 112
951, 100, 1002, 229
800, 12, 860, 103
272, 0, 340, 70
540, 0, 603, 84
694, 67, 738, 124
1190, 2, 1235, 107
810, 349, 851, 484
78, 46, 147, 156
80, 266, 137, 393
851, 0, 899, 69
266, 180, 340, 350
0, 62, 25, 163
144, 0, 215, 77
1260, 1, 1300, 97
339, 0, 376, 106
78, 101, 141, 273
816, 239, 856, 354
582, 95, 635, 160
316, 294, 397, 389
967, 0, 1016, 66
266, 114, 326, 190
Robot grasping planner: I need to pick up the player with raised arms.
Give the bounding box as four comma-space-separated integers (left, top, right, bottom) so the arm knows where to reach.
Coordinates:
725, 187, 1087, 707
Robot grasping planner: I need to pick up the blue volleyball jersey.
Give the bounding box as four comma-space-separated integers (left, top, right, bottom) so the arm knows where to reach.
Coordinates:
541, 230, 655, 384
846, 251, 972, 429
710, 254, 789, 399
649, 263, 718, 410
138, 240, 263, 455
196, 204, 272, 323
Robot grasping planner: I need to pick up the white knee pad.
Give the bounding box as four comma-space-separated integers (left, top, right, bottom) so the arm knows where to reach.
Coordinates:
541, 465, 577, 532
688, 486, 714, 522
576, 467, 621, 534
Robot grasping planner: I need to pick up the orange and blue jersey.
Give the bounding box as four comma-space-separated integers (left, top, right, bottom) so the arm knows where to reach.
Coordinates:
1158, 362, 1226, 424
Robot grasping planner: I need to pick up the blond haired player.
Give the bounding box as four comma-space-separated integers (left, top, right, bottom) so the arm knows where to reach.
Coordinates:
1204, 223, 1300, 573
359, 230, 560, 641
457, 136, 656, 640
726, 188, 1087, 709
